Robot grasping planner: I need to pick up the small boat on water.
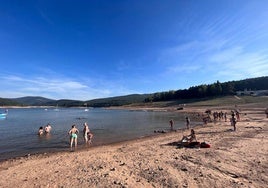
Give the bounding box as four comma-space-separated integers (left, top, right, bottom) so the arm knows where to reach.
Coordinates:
84, 103, 90, 111
0, 113, 7, 119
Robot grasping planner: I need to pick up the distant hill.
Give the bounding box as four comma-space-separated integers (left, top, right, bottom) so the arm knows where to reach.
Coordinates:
6, 94, 151, 107
45, 99, 84, 107
0, 98, 21, 106
1, 76, 267, 107
85, 94, 152, 107
12, 96, 56, 106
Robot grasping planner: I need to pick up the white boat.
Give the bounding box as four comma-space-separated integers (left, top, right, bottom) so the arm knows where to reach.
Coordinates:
0, 113, 7, 117
0, 112, 7, 119
84, 103, 89, 111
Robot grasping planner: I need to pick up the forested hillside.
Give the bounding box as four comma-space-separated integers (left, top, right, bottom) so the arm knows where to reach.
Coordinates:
13, 96, 55, 106
0, 98, 21, 106
1, 76, 267, 107
85, 94, 152, 107
144, 76, 268, 102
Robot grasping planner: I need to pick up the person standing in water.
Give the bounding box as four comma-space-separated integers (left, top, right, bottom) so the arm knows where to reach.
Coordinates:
185, 117, 190, 129
44, 123, 52, 134
38, 126, 44, 135
83, 122, 89, 143
68, 124, 79, 150
169, 119, 174, 130
83, 122, 94, 145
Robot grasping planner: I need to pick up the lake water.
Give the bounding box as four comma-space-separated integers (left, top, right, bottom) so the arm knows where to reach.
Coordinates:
0, 108, 196, 161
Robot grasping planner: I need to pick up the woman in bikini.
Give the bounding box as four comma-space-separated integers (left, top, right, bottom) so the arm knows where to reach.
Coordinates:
83, 122, 94, 145
181, 129, 196, 143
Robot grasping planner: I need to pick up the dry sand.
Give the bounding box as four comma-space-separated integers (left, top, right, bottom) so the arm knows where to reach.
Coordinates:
0, 106, 267, 188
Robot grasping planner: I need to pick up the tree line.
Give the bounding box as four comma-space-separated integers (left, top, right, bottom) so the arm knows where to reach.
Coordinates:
144, 76, 268, 102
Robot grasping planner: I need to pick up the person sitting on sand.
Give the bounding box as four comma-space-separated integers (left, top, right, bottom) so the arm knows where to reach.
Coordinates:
68, 124, 79, 150
38, 126, 44, 135
181, 129, 197, 143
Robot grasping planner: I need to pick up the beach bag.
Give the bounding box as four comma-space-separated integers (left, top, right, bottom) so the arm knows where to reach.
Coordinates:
200, 142, 210, 148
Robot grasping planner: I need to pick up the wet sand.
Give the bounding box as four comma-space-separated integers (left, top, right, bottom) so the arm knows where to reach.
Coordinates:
0, 105, 267, 187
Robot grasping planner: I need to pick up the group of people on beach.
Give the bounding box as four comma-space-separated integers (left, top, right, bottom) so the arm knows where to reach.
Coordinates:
170, 108, 244, 148
38, 123, 52, 135
38, 107, 245, 151
68, 122, 93, 150
38, 122, 94, 150
168, 117, 199, 147
198, 109, 241, 131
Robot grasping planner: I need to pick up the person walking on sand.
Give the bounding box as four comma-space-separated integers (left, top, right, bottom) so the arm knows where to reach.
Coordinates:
185, 117, 190, 129
230, 113, 237, 131
68, 124, 79, 150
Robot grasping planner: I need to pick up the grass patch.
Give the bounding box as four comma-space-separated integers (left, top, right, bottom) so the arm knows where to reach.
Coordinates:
127, 96, 268, 108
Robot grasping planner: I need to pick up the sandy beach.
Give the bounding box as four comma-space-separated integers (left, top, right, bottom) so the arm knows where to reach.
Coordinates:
0, 105, 267, 188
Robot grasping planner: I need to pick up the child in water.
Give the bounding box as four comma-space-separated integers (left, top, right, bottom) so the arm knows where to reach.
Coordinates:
38, 126, 44, 135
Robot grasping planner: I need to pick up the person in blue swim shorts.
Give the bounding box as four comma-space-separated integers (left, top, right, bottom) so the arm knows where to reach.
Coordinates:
68, 124, 79, 150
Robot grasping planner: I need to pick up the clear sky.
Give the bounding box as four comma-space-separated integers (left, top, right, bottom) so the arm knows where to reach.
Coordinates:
1, 0, 268, 100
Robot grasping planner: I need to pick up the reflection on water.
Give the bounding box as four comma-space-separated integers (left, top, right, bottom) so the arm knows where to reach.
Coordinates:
0, 108, 197, 161
38, 133, 52, 141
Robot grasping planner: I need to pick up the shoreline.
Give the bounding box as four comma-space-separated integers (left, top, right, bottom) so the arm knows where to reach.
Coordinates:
0, 106, 203, 162
0, 105, 267, 187
0, 122, 203, 163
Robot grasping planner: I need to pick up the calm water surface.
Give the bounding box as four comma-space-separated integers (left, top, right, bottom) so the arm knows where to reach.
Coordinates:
0, 108, 196, 161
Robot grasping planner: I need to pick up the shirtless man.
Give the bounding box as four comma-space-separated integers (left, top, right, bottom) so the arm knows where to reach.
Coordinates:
68, 124, 79, 150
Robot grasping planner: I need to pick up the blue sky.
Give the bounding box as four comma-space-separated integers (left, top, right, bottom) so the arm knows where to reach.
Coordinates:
1, 0, 268, 100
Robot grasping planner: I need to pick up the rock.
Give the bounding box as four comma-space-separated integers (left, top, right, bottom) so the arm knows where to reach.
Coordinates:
181, 168, 188, 171
230, 174, 239, 178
